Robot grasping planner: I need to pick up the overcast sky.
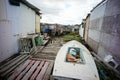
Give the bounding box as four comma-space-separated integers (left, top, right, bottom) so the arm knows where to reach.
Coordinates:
27, 0, 102, 25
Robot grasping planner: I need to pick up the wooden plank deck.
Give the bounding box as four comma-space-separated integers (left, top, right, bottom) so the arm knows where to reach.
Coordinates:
8, 59, 54, 80
0, 54, 30, 78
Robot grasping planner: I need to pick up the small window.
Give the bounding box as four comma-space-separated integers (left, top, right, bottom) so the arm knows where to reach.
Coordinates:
66, 47, 85, 64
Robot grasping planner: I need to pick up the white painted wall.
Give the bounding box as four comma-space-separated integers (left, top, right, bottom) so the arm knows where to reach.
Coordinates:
79, 25, 84, 38
0, 0, 36, 62
6, 1, 36, 35
88, 2, 106, 42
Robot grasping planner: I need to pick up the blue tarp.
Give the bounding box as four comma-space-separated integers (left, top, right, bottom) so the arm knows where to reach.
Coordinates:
44, 28, 50, 33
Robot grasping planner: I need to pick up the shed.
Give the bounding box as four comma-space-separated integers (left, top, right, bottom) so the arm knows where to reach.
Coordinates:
0, 0, 41, 62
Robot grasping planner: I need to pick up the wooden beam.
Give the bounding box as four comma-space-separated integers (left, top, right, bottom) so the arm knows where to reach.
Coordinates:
91, 52, 120, 78
1, 55, 30, 77
30, 61, 45, 80
21, 61, 40, 80
8, 60, 31, 80
36, 62, 49, 80
0, 55, 27, 73
43, 61, 54, 80
15, 60, 35, 80
0, 55, 22, 69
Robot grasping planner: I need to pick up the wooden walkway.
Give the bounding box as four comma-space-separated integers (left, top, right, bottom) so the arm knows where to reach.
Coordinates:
0, 37, 61, 80
8, 59, 54, 80
0, 54, 30, 79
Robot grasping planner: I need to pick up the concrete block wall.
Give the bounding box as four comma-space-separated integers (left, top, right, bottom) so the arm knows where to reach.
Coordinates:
88, 0, 120, 62
98, 0, 120, 61
87, 1, 106, 53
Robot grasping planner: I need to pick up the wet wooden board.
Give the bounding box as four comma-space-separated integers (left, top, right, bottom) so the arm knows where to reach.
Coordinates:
8, 59, 54, 80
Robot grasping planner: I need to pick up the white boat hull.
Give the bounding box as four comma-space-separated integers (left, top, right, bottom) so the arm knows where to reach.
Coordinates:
52, 40, 99, 80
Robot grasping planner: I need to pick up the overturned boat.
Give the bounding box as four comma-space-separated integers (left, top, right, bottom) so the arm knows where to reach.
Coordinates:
52, 40, 99, 80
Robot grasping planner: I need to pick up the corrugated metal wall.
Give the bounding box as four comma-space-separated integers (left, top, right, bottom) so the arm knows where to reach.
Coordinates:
0, 0, 36, 62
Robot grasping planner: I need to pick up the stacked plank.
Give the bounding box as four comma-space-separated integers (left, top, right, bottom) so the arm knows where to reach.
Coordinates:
8, 59, 54, 80
0, 54, 30, 79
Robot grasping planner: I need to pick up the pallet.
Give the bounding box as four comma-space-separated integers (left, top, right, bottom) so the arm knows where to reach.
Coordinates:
8, 59, 54, 80
0, 54, 30, 78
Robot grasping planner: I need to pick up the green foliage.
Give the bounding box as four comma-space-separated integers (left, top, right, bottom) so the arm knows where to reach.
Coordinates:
63, 32, 83, 43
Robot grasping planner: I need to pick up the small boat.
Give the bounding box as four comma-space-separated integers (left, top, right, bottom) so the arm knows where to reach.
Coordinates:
52, 40, 99, 80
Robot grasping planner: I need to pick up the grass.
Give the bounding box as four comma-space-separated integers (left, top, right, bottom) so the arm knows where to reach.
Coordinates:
63, 32, 83, 43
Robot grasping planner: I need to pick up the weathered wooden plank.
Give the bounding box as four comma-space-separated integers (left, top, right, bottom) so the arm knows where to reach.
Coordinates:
0, 55, 27, 73
36, 62, 49, 80
21, 61, 40, 80
1, 55, 30, 77
91, 52, 120, 78
30, 61, 45, 80
42, 40, 49, 46
35, 46, 45, 53
0, 55, 22, 69
43, 61, 54, 80
15, 60, 35, 80
8, 60, 31, 80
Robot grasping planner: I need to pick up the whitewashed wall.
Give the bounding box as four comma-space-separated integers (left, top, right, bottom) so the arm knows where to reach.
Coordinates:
0, 0, 36, 62
87, 1, 106, 52
79, 25, 84, 38
88, 2, 106, 43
